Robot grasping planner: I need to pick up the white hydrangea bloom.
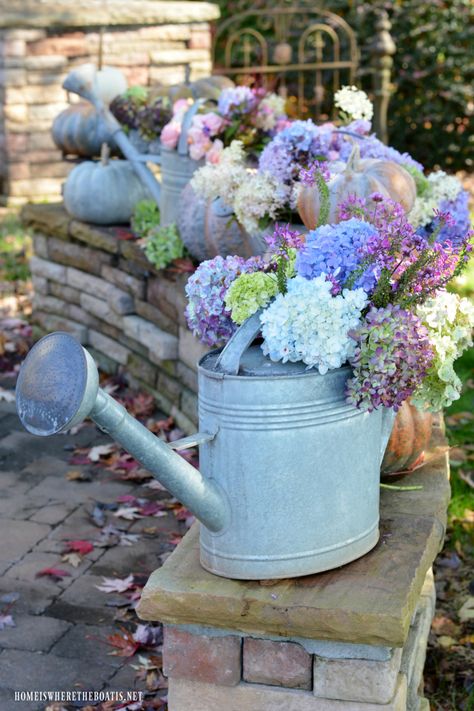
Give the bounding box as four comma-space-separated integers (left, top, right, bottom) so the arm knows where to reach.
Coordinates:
233, 170, 288, 234
408, 171, 463, 228
412, 291, 474, 411
334, 85, 374, 121
254, 93, 286, 131
190, 140, 247, 203
260, 275, 368, 373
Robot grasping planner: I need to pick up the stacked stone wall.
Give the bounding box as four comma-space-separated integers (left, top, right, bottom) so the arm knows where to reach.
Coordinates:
0, 1, 219, 204
23, 203, 208, 430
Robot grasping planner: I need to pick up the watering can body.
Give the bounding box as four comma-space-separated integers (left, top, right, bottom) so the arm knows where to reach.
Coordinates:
197, 347, 393, 579
16, 317, 395, 580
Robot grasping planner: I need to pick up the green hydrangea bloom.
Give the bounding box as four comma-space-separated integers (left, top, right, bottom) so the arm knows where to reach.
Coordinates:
412, 291, 474, 411
144, 223, 184, 271
225, 271, 278, 324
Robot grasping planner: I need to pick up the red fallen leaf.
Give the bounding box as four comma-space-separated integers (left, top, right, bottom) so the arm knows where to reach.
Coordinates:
114, 227, 135, 241
66, 540, 94, 555
139, 501, 166, 517
168, 533, 183, 546
165, 257, 195, 274
36, 567, 72, 581
106, 627, 140, 657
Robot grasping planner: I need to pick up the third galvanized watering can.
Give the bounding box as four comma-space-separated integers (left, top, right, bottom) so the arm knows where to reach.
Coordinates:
16, 313, 395, 580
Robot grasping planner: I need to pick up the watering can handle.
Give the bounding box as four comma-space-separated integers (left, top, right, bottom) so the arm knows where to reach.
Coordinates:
215, 310, 263, 376
177, 98, 209, 156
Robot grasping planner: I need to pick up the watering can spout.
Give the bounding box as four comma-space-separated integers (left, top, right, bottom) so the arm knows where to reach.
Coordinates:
15, 332, 229, 534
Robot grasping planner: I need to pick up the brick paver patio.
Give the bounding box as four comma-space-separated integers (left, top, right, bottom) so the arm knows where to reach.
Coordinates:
0, 398, 179, 710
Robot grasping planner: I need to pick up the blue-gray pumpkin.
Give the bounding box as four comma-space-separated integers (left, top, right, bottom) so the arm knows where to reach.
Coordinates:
52, 102, 115, 158
63, 145, 151, 225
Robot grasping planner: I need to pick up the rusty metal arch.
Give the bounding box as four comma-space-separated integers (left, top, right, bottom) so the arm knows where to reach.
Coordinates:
212, 6, 395, 142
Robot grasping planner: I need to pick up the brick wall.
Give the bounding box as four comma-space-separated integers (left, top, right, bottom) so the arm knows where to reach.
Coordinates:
0, 1, 219, 205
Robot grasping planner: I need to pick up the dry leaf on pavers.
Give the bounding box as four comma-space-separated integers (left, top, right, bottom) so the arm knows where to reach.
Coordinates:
95, 523, 140, 548
36, 567, 72, 581
106, 627, 141, 657
65, 469, 92, 482
114, 506, 143, 521
432, 615, 461, 637
458, 597, 474, 622
65, 539, 94, 555
131, 654, 167, 692
61, 552, 83, 568
96, 574, 135, 594
133, 624, 162, 647
89, 501, 118, 528
0, 386, 15, 402
88, 443, 117, 462
0, 613, 15, 629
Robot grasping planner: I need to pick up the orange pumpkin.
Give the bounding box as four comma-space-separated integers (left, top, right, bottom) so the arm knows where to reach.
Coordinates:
381, 400, 434, 476
297, 143, 417, 230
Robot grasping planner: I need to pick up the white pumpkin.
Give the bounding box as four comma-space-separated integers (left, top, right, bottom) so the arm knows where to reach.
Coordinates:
63, 144, 151, 225
297, 143, 417, 230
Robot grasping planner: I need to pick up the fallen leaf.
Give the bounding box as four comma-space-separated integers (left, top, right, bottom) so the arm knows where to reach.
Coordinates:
459, 634, 474, 645
459, 597, 474, 622
114, 506, 143, 521
61, 552, 83, 568
96, 574, 135, 594
0, 592, 19, 604
66, 540, 94, 555
0, 613, 15, 629
437, 552, 462, 569
36, 568, 72, 581
432, 615, 460, 636
106, 627, 140, 657
437, 635, 457, 648
88, 443, 116, 462
0, 387, 15, 402
133, 623, 162, 646
66, 469, 92, 482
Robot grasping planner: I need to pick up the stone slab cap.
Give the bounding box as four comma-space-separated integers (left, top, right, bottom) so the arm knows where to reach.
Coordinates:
0, 1, 220, 29
137, 431, 449, 647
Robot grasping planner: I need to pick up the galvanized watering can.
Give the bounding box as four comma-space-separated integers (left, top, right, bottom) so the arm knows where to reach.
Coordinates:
16, 315, 395, 580
62, 64, 203, 226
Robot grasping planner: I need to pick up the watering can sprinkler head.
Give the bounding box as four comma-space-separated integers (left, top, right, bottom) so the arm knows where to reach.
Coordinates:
16, 333, 229, 534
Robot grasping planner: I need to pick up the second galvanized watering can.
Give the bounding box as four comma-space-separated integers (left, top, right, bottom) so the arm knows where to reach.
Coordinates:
16, 314, 395, 580
62, 64, 203, 227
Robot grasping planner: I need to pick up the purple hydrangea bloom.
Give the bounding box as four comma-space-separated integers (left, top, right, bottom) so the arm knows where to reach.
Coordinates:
217, 86, 257, 117
346, 304, 435, 412
259, 120, 349, 184
296, 218, 380, 293
185, 255, 262, 347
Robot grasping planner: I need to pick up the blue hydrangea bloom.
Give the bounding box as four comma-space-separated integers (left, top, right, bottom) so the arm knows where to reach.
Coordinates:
417, 189, 471, 248
296, 218, 380, 293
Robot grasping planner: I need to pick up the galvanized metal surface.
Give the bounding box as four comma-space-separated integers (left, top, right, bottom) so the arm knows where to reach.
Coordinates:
198, 343, 395, 578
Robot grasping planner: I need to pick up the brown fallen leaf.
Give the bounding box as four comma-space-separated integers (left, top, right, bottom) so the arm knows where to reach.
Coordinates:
66, 469, 92, 482
431, 615, 460, 637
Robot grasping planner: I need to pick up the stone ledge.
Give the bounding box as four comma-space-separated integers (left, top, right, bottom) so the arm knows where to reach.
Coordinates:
0, 2, 220, 29
137, 430, 449, 648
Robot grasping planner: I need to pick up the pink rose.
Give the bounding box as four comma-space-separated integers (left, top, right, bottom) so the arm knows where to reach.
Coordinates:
188, 126, 212, 160
206, 139, 224, 164
202, 112, 225, 136
173, 98, 191, 117
160, 121, 181, 149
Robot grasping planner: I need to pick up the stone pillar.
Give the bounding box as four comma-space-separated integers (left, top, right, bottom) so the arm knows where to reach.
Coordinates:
138, 429, 450, 710
0, 0, 220, 205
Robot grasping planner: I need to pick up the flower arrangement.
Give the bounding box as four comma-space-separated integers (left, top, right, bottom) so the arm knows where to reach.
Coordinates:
110, 87, 172, 147
185, 183, 473, 414
160, 86, 288, 162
